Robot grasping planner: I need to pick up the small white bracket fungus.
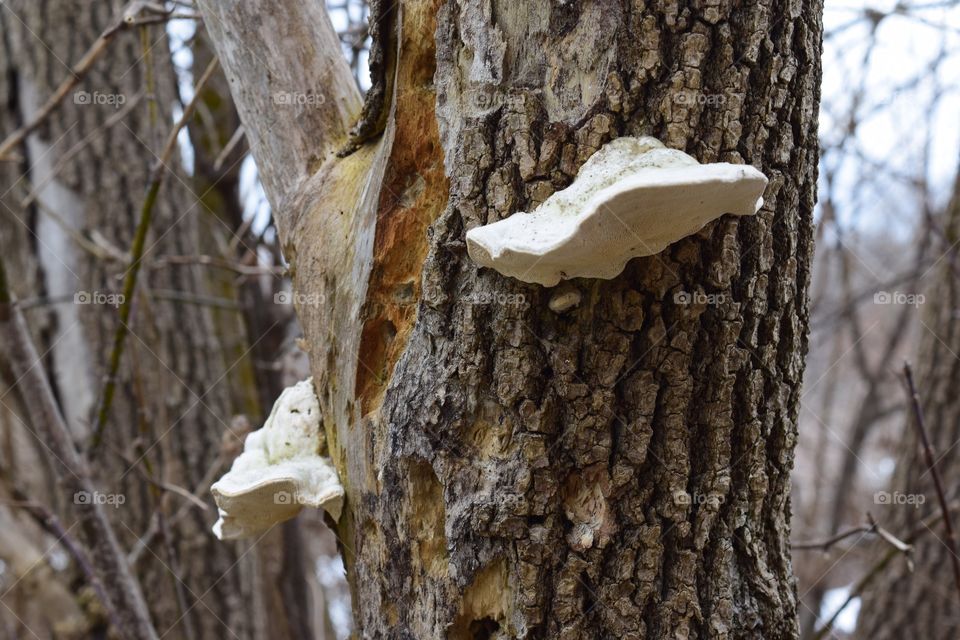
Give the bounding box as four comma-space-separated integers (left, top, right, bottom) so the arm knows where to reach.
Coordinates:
548, 288, 582, 314
211, 378, 343, 540
465, 136, 768, 287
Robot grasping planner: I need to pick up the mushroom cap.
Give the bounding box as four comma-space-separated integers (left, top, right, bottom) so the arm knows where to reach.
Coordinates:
465, 137, 768, 287
210, 378, 344, 540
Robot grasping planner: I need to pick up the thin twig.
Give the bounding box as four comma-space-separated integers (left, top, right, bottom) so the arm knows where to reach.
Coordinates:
149, 253, 283, 276
793, 525, 876, 551
128, 452, 228, 566
793, 514, 913, 555
111, 447, 210, 512
146, 288, 243, 310
88, 58, 219, 452
868, 512, 913, 556
903, 362, 960, 603
813, 546, 899, 640
8, 189, 114, 260
213, 125, 245, 172
126, 12, 202, 27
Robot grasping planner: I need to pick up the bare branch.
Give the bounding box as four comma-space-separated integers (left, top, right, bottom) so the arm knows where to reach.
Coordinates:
7, 493, 119, 631
793, 514, 913, 555
793, 525, 876, 551
148, 254, 283, 277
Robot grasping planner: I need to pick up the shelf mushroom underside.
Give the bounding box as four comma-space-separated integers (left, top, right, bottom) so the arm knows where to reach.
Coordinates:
210, 378, 344, 541
212, 457, 344, 540
466, 162, 767, 287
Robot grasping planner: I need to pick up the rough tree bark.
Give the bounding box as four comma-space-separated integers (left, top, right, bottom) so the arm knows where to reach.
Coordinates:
0, 2, 311, 638
855, 169, 960, 638
199, 0, 822, 638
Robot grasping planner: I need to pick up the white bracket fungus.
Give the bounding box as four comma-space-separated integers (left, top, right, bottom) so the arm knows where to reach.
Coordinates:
548, 288, 582, 314
465, 136, 768, 287
211, 378, 343, 540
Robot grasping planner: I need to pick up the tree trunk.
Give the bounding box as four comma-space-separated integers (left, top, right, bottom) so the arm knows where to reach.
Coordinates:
0, 2, 309, 637
855, 171, 960, 639
199, 0, 823, 637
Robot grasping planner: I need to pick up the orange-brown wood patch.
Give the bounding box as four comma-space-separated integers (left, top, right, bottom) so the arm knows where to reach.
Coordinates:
355, 0, 448, 416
